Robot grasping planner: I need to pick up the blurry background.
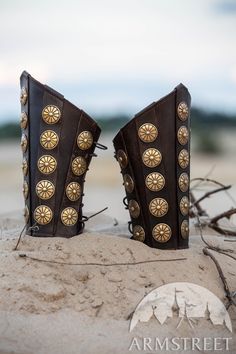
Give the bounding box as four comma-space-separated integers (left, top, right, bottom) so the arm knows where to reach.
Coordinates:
0, 0, 236, 222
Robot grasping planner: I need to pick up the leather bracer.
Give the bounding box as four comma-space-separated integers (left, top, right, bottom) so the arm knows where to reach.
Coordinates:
20, 71, 101, 238
113, 84, 191, 249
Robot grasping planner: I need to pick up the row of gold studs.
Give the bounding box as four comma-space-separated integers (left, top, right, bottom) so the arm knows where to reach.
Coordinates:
176, 101, 189, 241
133, 219, 189, 243
33, 205, 78, 226
38, 129, 94, 151
177, 115, 189, 226
20, 87, 29, 224
35, 105, 90, 226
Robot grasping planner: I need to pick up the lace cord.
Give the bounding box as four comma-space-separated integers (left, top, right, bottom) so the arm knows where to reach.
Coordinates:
80, 207, 108, 223
94, 142, 108, 150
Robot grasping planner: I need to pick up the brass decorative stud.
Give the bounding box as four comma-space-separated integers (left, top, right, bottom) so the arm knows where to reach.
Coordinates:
133, 225, 145, 242
116, 149, 128, 169
178, 149, 189, 169
180, 196, 189, 216
142, 148, 162, 168
34, 205, 53, 225
42, 105, 61, 124
71, 156, 87, 176
23, 181, 29, 199
123, 174, 134, 193
128, 200, 140, 218
61, 207, 78, 226
177, 101, 189, 121
24, 205, 29, 223
178, 173, 189, 192
21, 134, 28, 153
152, 223, 172, 243
177, 126, 189, 145
37, 155, 57, 174
20, 112, 28, 129
138, 123, 158, 143
66, 182, 81, 201
149, 198, 168, 217
22, 158, 28, 176
77, 131, 93, 150
36, 180, 55, 200
181, 220, 189, 239
40, 130, 59, 150
145, 172, 165, 191
20, 87, 28, 105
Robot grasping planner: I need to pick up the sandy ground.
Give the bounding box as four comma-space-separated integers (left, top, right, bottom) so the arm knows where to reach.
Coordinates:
0, 137, 236, 353
0, 213, 236, 354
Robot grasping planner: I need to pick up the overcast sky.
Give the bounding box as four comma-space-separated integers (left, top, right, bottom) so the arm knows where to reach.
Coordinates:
0, 0, 236, 122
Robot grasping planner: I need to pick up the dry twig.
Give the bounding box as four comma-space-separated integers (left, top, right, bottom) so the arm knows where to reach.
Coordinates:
191, 177, 236, 206
211, 208, 236, 224
189, 191, 208, 217
203, 247, 236, 308
208, 208, 236, 237
13, 224, 27, 251
190, 178, 236, 236
18, 253, 187, 266
192, 206, 236, 309
190, 185, 231, 209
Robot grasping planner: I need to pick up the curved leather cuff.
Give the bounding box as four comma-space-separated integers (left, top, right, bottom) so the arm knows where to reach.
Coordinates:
113, 84, 191, 249
20, 71, 101, 238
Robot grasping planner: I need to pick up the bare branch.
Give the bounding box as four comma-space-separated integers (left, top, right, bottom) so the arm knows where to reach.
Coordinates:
13, 224, 27, 251
192, 205, 236, 309
191, 177, 236, 206
211, 208, 236, 224
208, 208, 236, 237
190, 185, 231, 209
189, 191, 208, 217
203, 247, 236, 307
191, 177, 227, 186
209, 224, 236, 237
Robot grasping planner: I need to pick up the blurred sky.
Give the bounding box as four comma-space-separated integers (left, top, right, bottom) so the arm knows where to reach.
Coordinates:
0, 0, 236, 123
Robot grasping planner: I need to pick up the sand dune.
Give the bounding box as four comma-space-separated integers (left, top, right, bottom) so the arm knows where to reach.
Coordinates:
0, 213, 235, 353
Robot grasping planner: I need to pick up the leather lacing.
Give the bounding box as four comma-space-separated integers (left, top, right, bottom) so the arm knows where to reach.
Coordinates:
79, 207, 108, 230
81, 141, 108, 228
88, 142, 107, 158
123, 197, 133, 235
94, 142, 108, 150
123, 196, 128, 207
128, 221, 133, 234
29, 223, 39, 232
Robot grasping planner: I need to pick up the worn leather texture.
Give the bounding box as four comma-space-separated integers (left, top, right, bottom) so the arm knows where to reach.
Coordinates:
113, 84, 191, 249
20, 71, 101, 237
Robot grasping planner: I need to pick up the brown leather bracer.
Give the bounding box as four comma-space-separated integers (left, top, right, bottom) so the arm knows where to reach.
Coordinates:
20, 71, 101, 237
113, 84, 191, 249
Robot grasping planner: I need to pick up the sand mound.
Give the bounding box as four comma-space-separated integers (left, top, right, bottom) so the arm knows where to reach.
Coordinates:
0, 214, 236, 354
0, 214, 235, 323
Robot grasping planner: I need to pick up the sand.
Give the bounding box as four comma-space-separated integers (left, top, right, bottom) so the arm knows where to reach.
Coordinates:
0, 213, 235, 354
